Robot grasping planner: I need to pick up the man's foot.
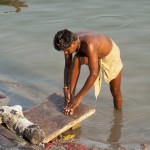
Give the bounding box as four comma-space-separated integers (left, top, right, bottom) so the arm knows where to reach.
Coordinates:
0, 94, 6, 99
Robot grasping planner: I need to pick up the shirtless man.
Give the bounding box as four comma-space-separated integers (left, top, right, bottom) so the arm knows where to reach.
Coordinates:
53, 29, 123, 115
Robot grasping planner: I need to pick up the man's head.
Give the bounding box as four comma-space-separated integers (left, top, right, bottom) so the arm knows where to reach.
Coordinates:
53, 29, 79, 54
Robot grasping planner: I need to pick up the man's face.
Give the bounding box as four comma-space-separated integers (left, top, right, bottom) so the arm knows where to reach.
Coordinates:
64, 40, 79, 55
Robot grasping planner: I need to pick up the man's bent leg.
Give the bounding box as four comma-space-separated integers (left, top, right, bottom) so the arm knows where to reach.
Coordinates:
109, 70, 122, 109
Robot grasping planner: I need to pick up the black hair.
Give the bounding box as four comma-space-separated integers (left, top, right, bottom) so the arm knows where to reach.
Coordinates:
53, 29, 78, 51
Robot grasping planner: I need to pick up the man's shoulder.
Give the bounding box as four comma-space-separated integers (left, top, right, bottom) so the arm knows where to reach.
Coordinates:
76, 31, 92, 36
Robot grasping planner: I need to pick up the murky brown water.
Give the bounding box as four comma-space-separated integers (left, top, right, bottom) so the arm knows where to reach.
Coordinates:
0, 0, 150, 149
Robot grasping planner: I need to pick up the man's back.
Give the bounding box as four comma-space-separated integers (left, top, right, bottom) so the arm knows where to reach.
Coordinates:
77, 32, 112, 58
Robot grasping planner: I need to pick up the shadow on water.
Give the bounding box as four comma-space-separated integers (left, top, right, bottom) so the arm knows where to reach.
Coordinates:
0, 58, 56, 109
0, 80, 39, 110
0, 0, 28, 13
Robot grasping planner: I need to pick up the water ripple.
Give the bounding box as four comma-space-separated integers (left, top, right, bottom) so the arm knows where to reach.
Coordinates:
85, 15, 130, 30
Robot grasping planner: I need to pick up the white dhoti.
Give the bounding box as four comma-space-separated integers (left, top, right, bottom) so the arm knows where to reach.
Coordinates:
94, 39, 123, 99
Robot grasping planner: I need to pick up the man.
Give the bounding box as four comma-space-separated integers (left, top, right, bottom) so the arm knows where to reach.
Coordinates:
53, 29, 123, 115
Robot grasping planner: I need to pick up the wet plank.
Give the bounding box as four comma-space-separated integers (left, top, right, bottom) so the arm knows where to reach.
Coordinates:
24, 93, 96, 143
0, 125, 18, 148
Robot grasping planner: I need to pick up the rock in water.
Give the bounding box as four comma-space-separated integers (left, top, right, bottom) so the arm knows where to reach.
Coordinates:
0, 105, 45, 145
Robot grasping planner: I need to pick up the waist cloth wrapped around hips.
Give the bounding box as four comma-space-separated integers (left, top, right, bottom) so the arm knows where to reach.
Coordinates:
94, 39, 123, 99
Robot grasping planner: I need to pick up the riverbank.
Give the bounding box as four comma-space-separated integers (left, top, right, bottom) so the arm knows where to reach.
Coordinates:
0, 124, 149, 150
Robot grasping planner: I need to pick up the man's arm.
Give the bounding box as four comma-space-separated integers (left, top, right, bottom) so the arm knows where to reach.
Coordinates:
76, 44, 99, 99
69, 54, 82, 100
64, 53, 72, 87
63, 53, 72, 107
65, 44, 99, 115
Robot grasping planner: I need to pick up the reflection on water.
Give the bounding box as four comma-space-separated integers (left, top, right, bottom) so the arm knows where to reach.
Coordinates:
80, 108, 124, 149
0, 0, 27, 13
107, 110, 123, 148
